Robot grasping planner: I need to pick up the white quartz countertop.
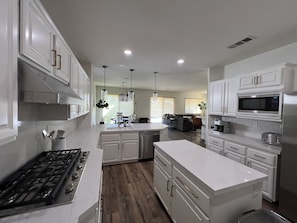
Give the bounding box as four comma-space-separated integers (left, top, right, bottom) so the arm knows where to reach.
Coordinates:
209, 130, 281, 154
0, 126, 103, 223
154, 140, 267, 195
99, 123, 168, 133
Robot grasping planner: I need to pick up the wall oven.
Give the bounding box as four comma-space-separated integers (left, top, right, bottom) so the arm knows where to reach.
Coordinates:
237, 92, 282, 121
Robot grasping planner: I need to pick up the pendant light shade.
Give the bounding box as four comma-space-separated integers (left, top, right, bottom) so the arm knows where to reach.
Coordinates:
119, 69, 135, 102
152, 71, 158, 101
101, 65, 108, 100
128, 69, 135, 101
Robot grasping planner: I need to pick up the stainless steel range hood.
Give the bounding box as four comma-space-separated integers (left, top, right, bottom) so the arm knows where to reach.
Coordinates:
18, 60, 83, 105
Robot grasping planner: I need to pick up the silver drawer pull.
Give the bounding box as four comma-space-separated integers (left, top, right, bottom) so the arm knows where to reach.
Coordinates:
167, 180, 170, 192
155, 156, 167, 167
254, 154, 266, 159
230, 146, 239, 150
176, 176, 199, 199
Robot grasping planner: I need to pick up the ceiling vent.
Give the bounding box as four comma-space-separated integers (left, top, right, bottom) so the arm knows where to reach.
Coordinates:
228, 36, 256, 49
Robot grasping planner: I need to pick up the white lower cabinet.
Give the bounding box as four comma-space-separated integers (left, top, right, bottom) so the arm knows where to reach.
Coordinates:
101, 132, 139, 165
208, 135, 279, 202
246, 147, 278, 202
172, 183, 209, 223
154, 161, 171, 213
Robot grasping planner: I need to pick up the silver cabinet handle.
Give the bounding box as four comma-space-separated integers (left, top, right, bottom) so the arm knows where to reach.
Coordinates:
230, 146, 239, 151
166, 180, 170, 192
170, 185, 174, 197
155, 156, 167, 167
257, 75, 261, 84
253, 76, 257, 85
51, 49, 57, 66
254, 154, 266, 159
176, 176, 199, 199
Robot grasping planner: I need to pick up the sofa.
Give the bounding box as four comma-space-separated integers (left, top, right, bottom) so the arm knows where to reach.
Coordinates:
162, 114, 202, 132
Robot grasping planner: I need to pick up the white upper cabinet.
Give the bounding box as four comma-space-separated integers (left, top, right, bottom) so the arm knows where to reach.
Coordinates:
238, 64, 295, 92
209, 77, 238, 116
53, 35, 71, 84
20, 0, 71, 85
20, 0, 54, 72
0, 0, 18, 145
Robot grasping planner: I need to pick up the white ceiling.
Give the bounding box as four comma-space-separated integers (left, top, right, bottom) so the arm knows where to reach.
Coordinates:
41, 0, 297, 92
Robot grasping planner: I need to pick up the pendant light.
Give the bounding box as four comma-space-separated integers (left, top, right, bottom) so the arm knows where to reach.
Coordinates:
101, 65, 108, 100
128, 69, 135, 101
152, 71, 158, 101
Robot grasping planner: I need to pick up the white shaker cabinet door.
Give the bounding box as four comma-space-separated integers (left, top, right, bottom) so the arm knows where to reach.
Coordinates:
208, 80, 224, 115
20, 0, 54, 71
122, 140, 139, 161
171, 184, 209, 223
53, 36, 71, 84
0, 0, 18, 145
102, 142, 121, 163
153, 163, 171, 214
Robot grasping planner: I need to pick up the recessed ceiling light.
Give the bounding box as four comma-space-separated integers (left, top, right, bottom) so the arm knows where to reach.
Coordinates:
177, 59, 184, 64
124, 49, 132, 55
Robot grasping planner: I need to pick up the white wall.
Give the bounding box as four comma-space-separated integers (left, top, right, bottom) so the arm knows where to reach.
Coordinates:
95, 85, 207, 123
224, 41, 297, 78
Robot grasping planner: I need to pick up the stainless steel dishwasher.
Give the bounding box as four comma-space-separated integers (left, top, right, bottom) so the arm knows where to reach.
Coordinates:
139, 131, 160, 160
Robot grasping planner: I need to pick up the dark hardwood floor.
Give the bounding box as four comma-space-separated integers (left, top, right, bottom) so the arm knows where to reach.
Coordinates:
102, 160, 171, 223
102, 128, 278, 222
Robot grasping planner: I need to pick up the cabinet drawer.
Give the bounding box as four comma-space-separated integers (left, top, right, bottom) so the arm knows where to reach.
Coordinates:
173, 166, 210, 216
208, 136, 224, 147
122, 132, 139, 140
224, 141, 246, 155
101, 133, 121, 142
247, 148, 277, 166
155, 150, 172, 175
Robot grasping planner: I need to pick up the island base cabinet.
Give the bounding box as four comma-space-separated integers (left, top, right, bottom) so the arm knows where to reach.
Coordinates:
153, 162, 171, 214
172, 183, 209, 223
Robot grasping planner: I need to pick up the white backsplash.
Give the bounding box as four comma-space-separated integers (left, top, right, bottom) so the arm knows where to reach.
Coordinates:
222, 116, 282, 139
0, 119, 81, 181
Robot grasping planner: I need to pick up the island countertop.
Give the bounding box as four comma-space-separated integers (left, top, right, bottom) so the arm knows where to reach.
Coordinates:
154, 139, 267, 195
99, 123, 168, 132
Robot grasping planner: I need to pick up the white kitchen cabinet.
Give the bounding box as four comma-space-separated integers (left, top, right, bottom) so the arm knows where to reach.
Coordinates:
224, 141, 246, 164
0, 0, 18, 146
208, 137, 246, 164
153, 159, 171, 213
20, 0, 73, 85
246, 147, 278, 202
53, 35, 71, 83
172, 183, 209, 223
101, 132, 139, 165
208, 77, 238, 116
20, 0, 54, 72
238, 64, 295, 91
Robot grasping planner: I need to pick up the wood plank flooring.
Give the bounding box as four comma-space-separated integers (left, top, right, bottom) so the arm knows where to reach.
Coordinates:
102, 160, 171, 223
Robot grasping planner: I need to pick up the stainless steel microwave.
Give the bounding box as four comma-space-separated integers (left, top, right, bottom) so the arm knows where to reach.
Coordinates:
237, 92, 282, 120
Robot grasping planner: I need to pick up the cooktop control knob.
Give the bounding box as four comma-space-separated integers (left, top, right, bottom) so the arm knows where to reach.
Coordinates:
72, 172, 79, 180
83, 152, 88, 156
76, 164, 83, 170
80, 157, 86, 163
65, 184, 74, 193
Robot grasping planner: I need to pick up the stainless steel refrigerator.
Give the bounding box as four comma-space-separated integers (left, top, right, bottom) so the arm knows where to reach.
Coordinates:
279, 93, 297, 222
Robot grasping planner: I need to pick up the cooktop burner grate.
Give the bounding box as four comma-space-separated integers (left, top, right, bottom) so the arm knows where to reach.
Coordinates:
0, 149, 81, 211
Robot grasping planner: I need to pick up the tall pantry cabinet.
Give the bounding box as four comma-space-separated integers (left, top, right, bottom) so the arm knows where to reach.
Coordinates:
0, 0, 18, 146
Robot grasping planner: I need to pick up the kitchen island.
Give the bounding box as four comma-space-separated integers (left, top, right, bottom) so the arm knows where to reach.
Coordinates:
154, 140, 267, 223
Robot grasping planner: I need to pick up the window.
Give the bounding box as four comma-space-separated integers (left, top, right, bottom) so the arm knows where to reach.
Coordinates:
103, 94, 134, 124
150, 97, 174, 123
185, 98, 201, 114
